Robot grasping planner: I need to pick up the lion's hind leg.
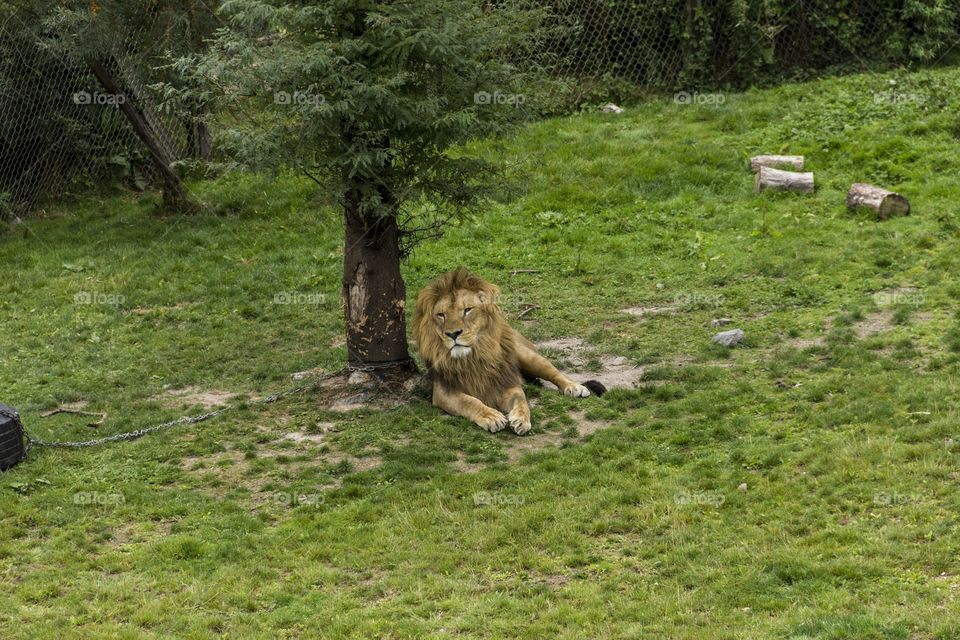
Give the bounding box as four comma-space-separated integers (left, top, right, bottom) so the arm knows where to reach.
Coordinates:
514, 339, 606, 397
516, 333, 607, 398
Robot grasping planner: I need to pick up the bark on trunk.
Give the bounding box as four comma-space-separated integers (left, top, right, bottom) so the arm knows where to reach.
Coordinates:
755, 166, 815, 194
86, 58, 197, 213
846, 183, 910, 219
749, 154, 804, 172
342, 187, 416, 374
186, 107, 213, 161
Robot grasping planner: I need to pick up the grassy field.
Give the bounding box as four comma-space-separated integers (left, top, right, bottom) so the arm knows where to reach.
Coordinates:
4, 66, 960, 638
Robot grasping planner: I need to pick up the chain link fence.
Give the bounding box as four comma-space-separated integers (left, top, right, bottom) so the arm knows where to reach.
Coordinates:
0, 3, 210, 218
535, 0, 960, 105
2, 0, 959, 217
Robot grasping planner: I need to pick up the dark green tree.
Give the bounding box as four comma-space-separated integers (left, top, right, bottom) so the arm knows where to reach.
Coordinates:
177, 0, 537, 373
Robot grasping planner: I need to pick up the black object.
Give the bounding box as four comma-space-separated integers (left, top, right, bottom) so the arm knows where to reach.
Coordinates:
583, 380, 608, 397
0, 403, 26, 471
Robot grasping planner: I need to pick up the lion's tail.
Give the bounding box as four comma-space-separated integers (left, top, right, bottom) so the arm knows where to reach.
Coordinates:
583, 380, 608, 397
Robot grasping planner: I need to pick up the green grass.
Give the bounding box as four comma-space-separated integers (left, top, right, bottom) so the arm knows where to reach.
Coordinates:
4, 66, 960, 638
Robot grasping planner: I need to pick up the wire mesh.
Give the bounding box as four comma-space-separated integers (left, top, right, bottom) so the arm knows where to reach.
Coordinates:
1, 1, 957, 217
0, 4, 198, 218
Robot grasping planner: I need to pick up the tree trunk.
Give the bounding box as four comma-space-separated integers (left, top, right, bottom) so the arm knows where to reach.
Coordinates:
342, 186, 416, 375
846, 183, 910, 219
186, 105, 213, 161
755, 166, 815, 194
749, 155, 804, 172
86, 58, 197, 213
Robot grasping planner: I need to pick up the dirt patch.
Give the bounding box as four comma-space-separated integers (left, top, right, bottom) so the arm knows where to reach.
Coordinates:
180, 438, 384, 504
569, 410, 612, 437
311, 371, 427, 413
505, 430, 566, 463
282, 430, 329, 445
535, 337, 647, 390
127, 302, 193, 315
620, 306, 675, 318
787, 337, 826, 350
455, 411, 615, 472
536, 336, 586, 354
452, 454, 487, 474
108, 519, 176, 548
292, 367, 327, 381
590, 355, 647, 389
854, 311, 895, 339
159, 386, 237, 409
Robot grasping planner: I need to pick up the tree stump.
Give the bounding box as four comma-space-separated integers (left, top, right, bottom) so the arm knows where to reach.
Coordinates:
749, 155, 804, 172
755, 166, 815, 194
845, 183, 910, 219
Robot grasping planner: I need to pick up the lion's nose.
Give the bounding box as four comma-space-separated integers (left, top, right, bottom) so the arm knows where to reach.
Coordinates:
445, 330, 463, 340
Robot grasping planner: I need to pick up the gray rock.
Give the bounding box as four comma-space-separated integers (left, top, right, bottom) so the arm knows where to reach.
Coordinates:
711, 329, 745, 347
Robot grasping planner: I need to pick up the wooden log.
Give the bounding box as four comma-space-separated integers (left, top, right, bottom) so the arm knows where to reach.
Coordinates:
846, 183, 910, 219
749, 154, 804, 172
755, 166, 815, 194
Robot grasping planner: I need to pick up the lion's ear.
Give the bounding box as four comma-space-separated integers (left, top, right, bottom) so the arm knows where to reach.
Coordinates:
477, 283, 501, 305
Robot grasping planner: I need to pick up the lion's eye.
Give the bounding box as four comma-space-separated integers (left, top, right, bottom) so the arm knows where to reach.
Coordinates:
436, 313, 445, 320
463, 307, 473, 316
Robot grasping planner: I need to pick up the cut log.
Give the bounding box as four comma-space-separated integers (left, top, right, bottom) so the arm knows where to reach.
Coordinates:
749, 154, 804, 172
755, 166, 815, 194
845, 183, 910, 219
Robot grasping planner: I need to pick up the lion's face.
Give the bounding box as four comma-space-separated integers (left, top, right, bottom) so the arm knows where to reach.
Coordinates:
413, 268, 506, 369
426, 288, 492, 359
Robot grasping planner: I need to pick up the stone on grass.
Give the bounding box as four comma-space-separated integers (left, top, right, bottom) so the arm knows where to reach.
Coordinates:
712, 329, 745, 347
347, 370, 372, 386
601, 103, 625, 114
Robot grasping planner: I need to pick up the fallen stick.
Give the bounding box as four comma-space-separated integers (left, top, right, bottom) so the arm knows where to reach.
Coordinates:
846, 183, 910, 219
755, 166, 815, 194
749, 154, 804, 172
40, 408, 107, 428
517, 304, 540, 319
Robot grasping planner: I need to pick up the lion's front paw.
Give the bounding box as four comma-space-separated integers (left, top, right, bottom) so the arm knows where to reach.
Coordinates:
475, 407, 509, 433
562, 383, 591, 398
507, 405, 532, 436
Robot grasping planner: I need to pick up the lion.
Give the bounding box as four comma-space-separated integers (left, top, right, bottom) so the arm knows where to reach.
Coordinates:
413, 267, 606, 435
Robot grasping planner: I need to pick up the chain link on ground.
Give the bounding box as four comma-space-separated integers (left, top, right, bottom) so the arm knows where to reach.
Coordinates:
19, 359, 417, 451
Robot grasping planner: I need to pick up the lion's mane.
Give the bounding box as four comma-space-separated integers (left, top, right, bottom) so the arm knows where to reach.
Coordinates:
413, 267, 523, 405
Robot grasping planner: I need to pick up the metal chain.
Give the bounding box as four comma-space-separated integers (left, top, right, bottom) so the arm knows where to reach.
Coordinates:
22, 370, 343, 450
12, 357, 419, 452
